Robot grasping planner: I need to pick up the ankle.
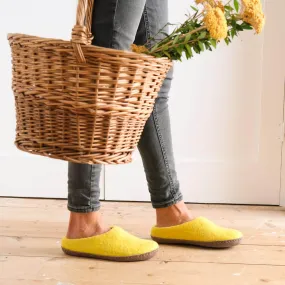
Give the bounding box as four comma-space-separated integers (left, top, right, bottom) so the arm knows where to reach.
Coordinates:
155, 201, 194, 227
66, 211, 109, 239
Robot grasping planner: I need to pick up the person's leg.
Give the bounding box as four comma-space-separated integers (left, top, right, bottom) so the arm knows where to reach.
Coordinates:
66, 0, 148, 239
135, 0, 193, 227
135, 1, 242, 247
108, 0, 241, 247
62, 0, 161, 261
66, 163, 107, 238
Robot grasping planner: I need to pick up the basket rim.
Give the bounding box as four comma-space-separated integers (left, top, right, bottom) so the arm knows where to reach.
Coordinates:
7, 33, 172, 66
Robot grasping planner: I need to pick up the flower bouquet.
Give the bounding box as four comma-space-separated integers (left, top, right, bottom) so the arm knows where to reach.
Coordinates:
132, 0, 265, 60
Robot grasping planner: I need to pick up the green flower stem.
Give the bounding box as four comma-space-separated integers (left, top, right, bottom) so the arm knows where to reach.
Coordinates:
146, 11, 205, 52
150, 26, 206, 53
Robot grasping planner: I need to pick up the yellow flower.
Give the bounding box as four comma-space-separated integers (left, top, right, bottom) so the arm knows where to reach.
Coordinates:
216, 1, 225, 12
241, 0, 265, 34
196, 0, 217, 6
130, 44, 149, 54
203, 6, 228, 40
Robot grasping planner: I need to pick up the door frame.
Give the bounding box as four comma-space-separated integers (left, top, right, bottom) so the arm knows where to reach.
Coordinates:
280, 86, 285, 207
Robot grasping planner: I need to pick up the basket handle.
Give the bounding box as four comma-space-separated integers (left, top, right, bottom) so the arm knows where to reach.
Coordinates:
71, 0, 94, 63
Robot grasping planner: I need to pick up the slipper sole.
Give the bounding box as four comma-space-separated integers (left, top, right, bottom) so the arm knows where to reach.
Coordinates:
151, 236, 242, 248
61, 247, 158, 262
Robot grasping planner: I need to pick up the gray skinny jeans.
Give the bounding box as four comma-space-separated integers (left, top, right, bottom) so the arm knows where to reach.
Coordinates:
67, 0, 183, 212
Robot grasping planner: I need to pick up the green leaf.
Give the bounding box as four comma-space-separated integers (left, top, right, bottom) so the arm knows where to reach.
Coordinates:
185, 44, 193, 58
209, 39, 217, 48
198, 31, 207, 39
184, 33, 192, 43
163, 50, 171, 58
154, 53, 162, 58
243, 26, 253, 30
234, 0, 239, 12
236, 24, 243, 31
230, 29, 236, 38
193, 45, 200, 54
190, 5, 198, 12
150, 43, 159, 52
224, 5, 234, 11
204, 41, 212, 51
224, 38, 230, 45
231, 21, 237, 29
176, 45, 183, 56
184, 48, 190, 59
204, 41, 210, 48
173, 35, 180, 45
198, 41, 204, 51
241, 23, 253, 30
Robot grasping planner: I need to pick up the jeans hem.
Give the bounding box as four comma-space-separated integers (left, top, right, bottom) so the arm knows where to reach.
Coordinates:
67, 204, 101, 213
152, 193, 183, 209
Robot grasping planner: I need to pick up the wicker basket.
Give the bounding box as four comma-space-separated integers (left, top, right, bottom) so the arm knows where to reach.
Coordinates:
7, 0, 172, 164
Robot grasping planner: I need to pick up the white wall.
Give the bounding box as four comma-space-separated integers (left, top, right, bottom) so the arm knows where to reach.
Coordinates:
0, 0, 77, 156
0, 0, 81, 198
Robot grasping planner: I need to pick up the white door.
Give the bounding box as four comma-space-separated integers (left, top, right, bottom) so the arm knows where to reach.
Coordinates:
105, 0, 285, 205
1, 0, 283, 204
0, 0, 104, 199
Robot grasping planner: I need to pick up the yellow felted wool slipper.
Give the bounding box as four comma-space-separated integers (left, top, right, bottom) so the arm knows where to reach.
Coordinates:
62, 226, 158, 262
151, 217, 243, 248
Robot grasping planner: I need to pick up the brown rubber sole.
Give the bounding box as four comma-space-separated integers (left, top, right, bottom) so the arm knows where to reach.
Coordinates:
151, 236, 242, 248
61, 247, 158, 262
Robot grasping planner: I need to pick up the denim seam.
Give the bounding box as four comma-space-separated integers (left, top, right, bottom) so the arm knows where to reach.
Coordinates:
89, 164, 94, 206
67, 204, 100, 212
110, 0, 119, 48
152, 105, 176, 199
67, 204, 99, 210
142, 4, 178, 202
152, 193, 183, 208
142, 5, 151, 48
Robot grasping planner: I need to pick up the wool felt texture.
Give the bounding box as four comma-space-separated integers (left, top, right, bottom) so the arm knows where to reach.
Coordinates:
61, 226, 159, 258
151, 216, 243, 243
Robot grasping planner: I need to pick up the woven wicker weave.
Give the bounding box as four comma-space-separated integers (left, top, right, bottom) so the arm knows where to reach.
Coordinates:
7, 0, 172, 164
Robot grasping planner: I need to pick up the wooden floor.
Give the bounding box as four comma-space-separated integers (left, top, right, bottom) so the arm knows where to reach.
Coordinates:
0, 198, 285, 285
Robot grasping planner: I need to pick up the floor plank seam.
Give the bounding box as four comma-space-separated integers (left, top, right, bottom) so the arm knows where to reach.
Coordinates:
3, 255, 285, 266
1, 235, 285, 247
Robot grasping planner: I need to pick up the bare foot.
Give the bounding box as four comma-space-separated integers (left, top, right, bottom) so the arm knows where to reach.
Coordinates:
155, 201, 194, 227
66, 211, 110, 239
